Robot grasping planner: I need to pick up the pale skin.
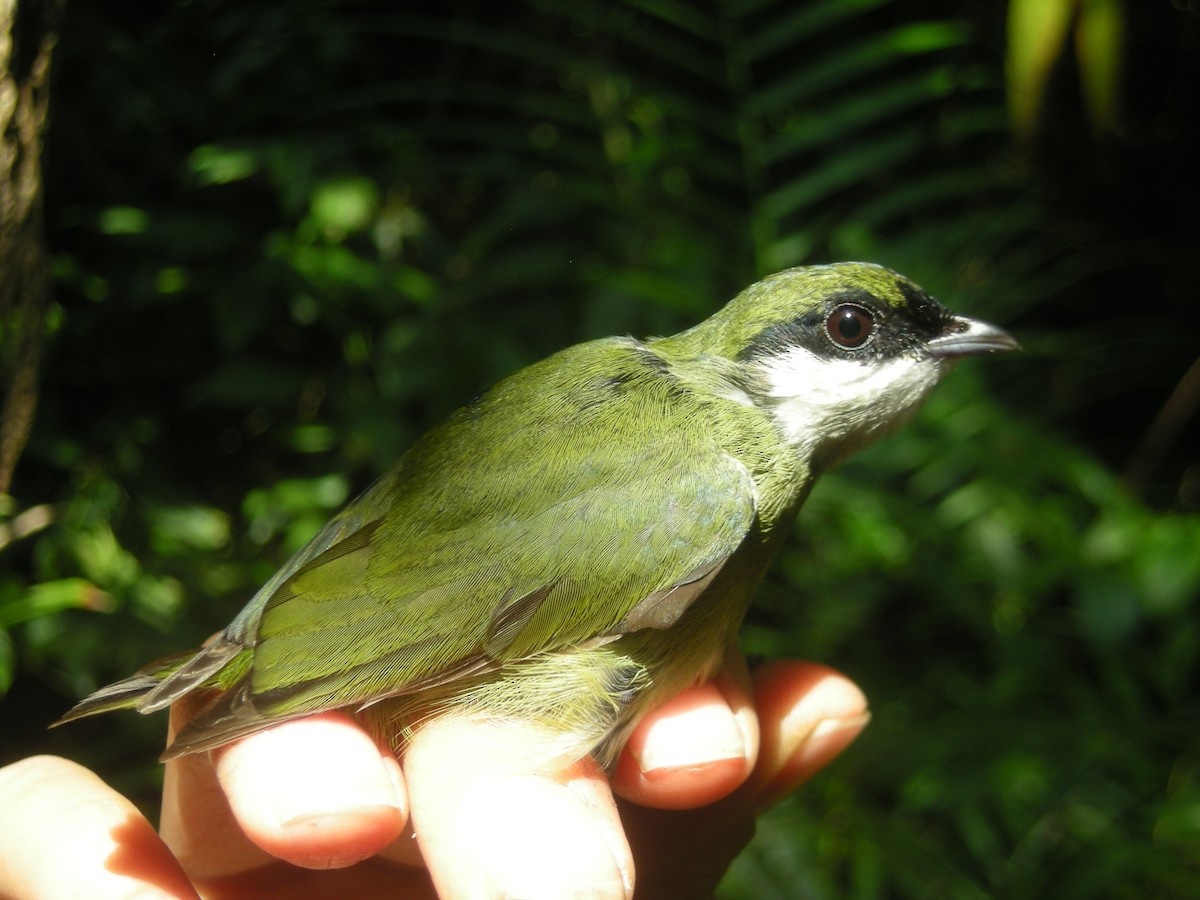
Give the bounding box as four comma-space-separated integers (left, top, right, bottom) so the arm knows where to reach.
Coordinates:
0, 652, 867, 899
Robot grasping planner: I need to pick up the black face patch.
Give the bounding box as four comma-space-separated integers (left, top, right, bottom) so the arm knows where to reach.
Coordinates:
897, 280, 954, 340
740, 282, 954, 364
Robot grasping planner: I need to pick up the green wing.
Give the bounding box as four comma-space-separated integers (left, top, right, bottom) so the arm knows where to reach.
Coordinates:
155, 338, 758, 754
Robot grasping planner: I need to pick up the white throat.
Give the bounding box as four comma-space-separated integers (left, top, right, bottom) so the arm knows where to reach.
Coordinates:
753, 346, 947, 461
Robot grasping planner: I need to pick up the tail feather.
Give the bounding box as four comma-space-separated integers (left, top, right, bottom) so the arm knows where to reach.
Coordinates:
50, 652, 193, 726
51, 637, 248, 729
137, 635, 244, 713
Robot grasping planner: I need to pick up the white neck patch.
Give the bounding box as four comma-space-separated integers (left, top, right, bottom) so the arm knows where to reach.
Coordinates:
752, 345, 947, 460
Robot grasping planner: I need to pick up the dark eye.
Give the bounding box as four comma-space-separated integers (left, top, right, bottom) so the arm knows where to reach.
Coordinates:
825, 305, 874, 349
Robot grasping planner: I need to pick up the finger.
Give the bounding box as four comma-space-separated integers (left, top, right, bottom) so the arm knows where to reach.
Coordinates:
747, 660, 869, 809
612, 646, 759, 809
161, 702, 408, 880
618, 661, 868, 899
0, 755, 198, 900
404, 715, 634, 900
211, 713, 408, 870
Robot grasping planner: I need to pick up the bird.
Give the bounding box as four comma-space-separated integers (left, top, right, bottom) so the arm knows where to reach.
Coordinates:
55, 262, 1018, 770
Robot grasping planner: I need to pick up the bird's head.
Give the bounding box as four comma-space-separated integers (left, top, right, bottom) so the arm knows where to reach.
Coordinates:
657, 262, 1018, 468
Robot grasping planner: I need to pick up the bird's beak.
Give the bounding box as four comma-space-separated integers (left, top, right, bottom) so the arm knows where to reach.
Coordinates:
926, 315, 1020, 358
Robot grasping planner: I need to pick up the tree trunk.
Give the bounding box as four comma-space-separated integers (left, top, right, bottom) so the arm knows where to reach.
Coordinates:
0, 0, 61, 494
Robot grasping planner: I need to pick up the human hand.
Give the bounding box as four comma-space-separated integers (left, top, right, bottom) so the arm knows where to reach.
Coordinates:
0, 654, 867, 899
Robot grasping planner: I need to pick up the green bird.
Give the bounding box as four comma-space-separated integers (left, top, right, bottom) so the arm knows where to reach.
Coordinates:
56, 262, 1017, 769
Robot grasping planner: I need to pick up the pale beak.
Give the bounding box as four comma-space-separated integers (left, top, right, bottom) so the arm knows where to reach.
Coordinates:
926, 315, 1020, 358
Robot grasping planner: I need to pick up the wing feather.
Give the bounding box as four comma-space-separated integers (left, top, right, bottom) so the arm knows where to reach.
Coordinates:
165, 338, 760, 753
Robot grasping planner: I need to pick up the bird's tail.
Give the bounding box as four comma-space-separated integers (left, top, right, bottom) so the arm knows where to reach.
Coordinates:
50, 651, 195, 726
51, 633, 247, 729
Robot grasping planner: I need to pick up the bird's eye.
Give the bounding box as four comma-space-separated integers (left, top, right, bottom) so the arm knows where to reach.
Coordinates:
825, 305, 874, 350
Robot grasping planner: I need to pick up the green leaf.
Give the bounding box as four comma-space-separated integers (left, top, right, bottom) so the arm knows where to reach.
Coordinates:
96, 206, 149, 235
0, 579, 112, 629
189, 144, 260, 185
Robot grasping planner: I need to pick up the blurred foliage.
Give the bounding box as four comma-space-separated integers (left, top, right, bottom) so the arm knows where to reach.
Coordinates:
1, 0, 1197, 896
1007, 0, 1125, 140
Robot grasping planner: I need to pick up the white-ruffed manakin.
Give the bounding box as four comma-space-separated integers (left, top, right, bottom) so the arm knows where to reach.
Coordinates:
56, 262, 1017, 769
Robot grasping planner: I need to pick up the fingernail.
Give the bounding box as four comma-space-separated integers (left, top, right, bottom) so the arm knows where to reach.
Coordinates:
269, 751, 405, 829
278, 763, 404, 828
280, 804, 403, 834
759, 711, 871, 807
284, 752, 406, 831
632, 693, 745, 775
810, 711, 871, 739
379, 752, 408, 812
787, 711, 871, 762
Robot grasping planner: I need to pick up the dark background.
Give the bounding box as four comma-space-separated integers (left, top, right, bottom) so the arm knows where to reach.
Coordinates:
2, 1, 1198, 896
